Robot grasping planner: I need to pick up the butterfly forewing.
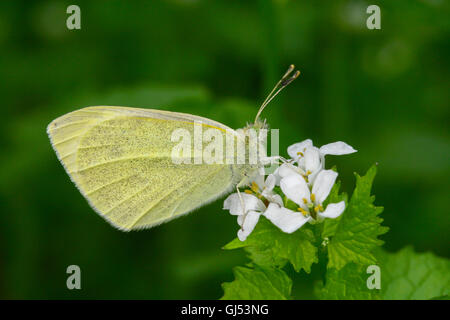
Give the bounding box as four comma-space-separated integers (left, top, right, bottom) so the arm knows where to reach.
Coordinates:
48, 106, 239, 230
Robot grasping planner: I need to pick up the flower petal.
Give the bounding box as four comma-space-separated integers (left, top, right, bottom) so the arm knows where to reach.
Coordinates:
265, 174, 276, 191
297, 156, 305, 168
264, 203, 311, 233
237, 211, 261, 241
262, 185, 283, 206
311, 170, 338, 204
273, 163, 300, 186
319, 141, 357, 155
271, 194, 284, 206
253, 174, 265, 190
319, 201, 346, 219
280, 174, 310, 207
307, 168, 321, 185
223, 193, 265, 215
304, 146, 322, 173
287, 139, 313, 159
237, 230, 246, 241
277, 163, 300, 178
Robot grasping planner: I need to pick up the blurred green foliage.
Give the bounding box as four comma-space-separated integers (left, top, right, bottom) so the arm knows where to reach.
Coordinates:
0, 0, 448, 299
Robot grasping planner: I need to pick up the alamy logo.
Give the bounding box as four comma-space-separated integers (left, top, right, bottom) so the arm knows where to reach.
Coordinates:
170, 121, 279, 167
366, 5, 381, 30
366, 265, 381, 289
66, 5, 81, 30
66, 265, 81, 290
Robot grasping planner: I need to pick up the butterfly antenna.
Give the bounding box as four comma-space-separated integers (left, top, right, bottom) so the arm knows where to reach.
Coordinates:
254, 64, 300, 124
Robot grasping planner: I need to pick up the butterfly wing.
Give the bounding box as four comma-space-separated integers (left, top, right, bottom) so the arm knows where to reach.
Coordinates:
47, 106, 240, 230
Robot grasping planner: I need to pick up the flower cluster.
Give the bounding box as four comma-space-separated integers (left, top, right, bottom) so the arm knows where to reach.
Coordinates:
223, 139, 357, 241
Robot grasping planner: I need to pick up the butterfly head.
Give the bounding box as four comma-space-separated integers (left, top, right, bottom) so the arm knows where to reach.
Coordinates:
238, 65, 300, 179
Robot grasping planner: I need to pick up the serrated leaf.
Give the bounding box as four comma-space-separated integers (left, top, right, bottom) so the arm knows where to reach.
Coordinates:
376, 247, 450, 300
327, 165, 389, 270
243, 245, 288, 269
223, 217, 318, 273
221, 265, 292, 300
315, 263, 381, 300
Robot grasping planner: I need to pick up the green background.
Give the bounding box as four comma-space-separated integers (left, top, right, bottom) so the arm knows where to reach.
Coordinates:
0, 0, 448, 299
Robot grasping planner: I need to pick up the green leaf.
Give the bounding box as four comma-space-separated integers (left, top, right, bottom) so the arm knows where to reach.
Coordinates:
327, 165, 389, 270
221, 265, 292, 300
375, 247, 450, 300
315, 263, 381, 300
223, 217, 318, 273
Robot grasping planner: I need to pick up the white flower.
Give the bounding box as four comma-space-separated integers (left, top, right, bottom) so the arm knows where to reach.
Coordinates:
280, 169, 345, 221
282, 139, 357, 184
251, 173, 283, 206
223, 193, 265, 241
223, 139, 354, 239
223, 192, 266, 216
223, 174, 282, 241
263, 169, 346, 234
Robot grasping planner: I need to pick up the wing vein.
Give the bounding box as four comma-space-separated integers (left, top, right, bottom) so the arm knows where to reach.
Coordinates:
48, 120, 91, 131
129, 165, 226, 229
75, 156, 154, 173
103, 182, 152, 215
74, 156, 188, 173
84, 174, 137, 196
52, 135, 80, 146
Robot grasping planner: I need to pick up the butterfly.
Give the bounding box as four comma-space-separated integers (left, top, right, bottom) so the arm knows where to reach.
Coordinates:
47, 65, 300, 231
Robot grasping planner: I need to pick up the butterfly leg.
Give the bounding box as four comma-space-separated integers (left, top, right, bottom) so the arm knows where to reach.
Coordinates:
260, 155, 289, 172
271, 155, 291, 164
236, 179, 248, 232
